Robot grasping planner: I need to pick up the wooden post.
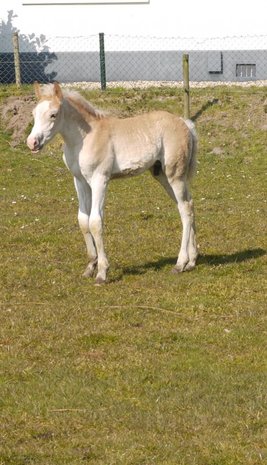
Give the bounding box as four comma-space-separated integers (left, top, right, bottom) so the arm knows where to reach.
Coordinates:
12, 32, 21, 87
99, 32, 106, 90
183, 53, 190, 119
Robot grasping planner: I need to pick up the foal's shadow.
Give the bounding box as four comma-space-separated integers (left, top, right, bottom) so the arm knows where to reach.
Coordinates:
198, 248, 266, 266
121, 248, 266, 278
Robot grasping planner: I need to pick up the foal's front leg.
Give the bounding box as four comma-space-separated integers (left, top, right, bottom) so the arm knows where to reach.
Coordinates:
74, 177, 98, 277
89, 174, 109, 284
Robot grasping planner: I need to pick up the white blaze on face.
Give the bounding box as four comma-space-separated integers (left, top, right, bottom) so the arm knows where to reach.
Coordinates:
27, 99, 60, 153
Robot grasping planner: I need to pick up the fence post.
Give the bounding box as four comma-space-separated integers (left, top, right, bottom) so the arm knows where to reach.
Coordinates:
183, 53, 190, 119
12, 32, 21, 87
99, 32, 106, 90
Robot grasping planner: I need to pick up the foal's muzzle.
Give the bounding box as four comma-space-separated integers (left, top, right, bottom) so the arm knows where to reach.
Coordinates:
27, 134, 43, 153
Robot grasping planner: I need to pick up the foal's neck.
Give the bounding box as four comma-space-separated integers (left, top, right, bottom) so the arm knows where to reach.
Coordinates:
60, 99, 92, 147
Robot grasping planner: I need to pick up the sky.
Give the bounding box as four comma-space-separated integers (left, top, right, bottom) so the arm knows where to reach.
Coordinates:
1, 0, 266, 38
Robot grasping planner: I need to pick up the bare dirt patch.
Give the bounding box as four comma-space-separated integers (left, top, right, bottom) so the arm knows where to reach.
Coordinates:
1, 83, 266, 147
0, 95, 35, 147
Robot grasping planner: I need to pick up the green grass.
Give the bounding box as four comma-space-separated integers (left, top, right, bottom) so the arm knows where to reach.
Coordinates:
0, 85, 266, 465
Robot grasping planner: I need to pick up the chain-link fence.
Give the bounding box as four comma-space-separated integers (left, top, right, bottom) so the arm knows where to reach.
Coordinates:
1, 33, 267, 89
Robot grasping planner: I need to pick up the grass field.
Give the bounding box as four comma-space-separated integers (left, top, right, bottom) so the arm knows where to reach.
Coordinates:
0, 85, 266, 465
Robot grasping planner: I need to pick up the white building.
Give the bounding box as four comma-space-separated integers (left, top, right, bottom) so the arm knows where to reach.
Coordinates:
0, 1, 266, 84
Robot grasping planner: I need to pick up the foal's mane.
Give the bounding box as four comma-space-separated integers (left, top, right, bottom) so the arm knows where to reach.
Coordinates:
40, 84, 105, 120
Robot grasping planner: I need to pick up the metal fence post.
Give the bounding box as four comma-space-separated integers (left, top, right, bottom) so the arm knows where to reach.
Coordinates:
183, 53, 190, 119
12, 32, 21, 87
99, 32, 106, 90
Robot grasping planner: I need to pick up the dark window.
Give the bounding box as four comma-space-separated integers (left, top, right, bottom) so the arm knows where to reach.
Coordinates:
236, 64, 256, 78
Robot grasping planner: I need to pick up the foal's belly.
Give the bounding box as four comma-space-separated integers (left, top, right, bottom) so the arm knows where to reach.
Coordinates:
111, 164, 147, 179
111, 142, 160, 179
111, 155, 156, 179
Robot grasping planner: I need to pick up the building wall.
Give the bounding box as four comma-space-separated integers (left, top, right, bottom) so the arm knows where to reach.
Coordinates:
1, 48, 266, 84
0, 1, 266, 84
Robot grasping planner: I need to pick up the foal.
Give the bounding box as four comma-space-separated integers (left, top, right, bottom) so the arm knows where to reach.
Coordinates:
27, 82, 198, 284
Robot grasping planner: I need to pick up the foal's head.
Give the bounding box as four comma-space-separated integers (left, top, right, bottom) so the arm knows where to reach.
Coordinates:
27, 82, 63, 153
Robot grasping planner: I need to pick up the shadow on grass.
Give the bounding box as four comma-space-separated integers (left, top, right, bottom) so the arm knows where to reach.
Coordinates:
120, 248, 266, 278
198, 248, 266, 266
191, 98, 219, 122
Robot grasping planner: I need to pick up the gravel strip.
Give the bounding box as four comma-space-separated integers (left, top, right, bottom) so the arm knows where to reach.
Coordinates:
62, 80, 267, 90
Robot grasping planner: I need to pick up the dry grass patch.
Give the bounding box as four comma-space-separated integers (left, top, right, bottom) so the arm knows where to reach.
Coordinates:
0, 85, 266, 465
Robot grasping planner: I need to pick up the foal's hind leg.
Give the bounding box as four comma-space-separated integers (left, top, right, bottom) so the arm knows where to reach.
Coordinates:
151, 169, 197, 272
74, 177, 98, 277
184, 192, 198, 271
169, 178, 197, 272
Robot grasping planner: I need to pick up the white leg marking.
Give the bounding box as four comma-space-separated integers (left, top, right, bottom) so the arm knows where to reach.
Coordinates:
168, 179, 194, 273
89, 175, 109, 284
74, 177, 97, 277
152, 171, 197, 272
185, 198, 198, 271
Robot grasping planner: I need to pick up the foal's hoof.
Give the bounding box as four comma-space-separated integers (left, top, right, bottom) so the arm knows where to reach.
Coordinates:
172, 261, 196, 274
172, 264, 186, 274
95, 276, 106, 286
184, 262, 196, 271
82, 269, 94, 278
82, 260, 98, 278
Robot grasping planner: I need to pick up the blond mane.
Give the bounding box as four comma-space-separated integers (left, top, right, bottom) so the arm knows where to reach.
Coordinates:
39, 83, 105, 120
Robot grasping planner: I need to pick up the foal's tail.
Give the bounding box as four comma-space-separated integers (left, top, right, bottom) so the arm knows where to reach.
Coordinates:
184, 119, 198, 179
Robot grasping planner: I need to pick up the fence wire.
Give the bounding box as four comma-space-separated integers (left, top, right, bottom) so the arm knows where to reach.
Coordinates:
1, 33, 267, 89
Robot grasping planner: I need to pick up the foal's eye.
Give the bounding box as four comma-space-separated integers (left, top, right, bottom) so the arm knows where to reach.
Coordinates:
50, 113, 57, 119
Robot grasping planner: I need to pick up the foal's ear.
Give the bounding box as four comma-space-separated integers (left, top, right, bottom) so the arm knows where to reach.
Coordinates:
53, 81, 63, 102
34, 81, 41, 100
